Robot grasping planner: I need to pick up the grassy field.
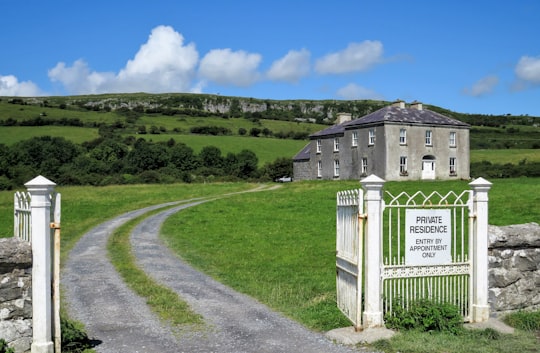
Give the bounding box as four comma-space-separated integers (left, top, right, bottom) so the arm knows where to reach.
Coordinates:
133, 133, 308, 165
158, 178, 539, 331
2, 179, 539, 352
470, 148, 540, 164
0, 126, 100, 145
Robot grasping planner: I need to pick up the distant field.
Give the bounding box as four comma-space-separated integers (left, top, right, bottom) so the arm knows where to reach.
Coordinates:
470, 149, 540, 164
134, 134, 308, 165
0, 126, 99, 145
137, 115, 326, 136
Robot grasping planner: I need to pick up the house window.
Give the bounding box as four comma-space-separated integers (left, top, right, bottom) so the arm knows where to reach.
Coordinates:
399, 128, 407, 145
361, 157, 368, 175
352, 131, 358, 147
334, 160, 340, 177
400, 156, 408, 174
425, 130, 432, 146
449, 157, 457, 175
334, 137, 340, 152
449, 131, 456, 147
368, 129, 375, 145
316, 139, 322, 153
317, 160, 322, 178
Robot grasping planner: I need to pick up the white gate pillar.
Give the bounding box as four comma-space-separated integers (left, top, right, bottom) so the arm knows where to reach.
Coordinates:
26, 176, 56, 353
469, 177, 492, 323
361, 174, 385, 328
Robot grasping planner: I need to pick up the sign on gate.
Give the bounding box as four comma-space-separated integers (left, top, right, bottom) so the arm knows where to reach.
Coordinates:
405, 209, 452, 266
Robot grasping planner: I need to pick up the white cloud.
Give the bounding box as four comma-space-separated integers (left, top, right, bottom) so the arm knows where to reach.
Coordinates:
463, 75, 499, 97
0, 75, 42, 96
199, 49, 262, 86
315, 40, 384, 74
267, 49, 310, 83
49, 25, 199, 94
515, 55, 540, 84
336, 83, 384, 100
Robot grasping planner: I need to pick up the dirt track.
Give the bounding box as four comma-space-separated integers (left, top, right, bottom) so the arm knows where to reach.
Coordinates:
63, 197, 366, 353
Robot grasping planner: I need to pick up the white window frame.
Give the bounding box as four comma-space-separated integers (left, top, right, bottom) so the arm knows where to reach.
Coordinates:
400, 156, 408, 174
425, 130, 432, 146
449, 157, 457, 174
334, 159, 340, 177
334, 137, 340, 152
316, 139, 322, 153
449, 131, 456, 147
361, 157, 368, 175
399, 128, 407, 145
317, 160, 322, 178
368, 129, 375, 146
352, 131, 358, 147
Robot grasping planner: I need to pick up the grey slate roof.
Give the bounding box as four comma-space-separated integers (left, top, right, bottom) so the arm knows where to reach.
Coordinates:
310, 105, 469, 138
293, 143, 311, 161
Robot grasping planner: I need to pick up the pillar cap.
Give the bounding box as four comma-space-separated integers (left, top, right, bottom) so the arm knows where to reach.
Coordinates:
469, 177, 492, 189
361, 174, 385, 184
24, 175, 56, 187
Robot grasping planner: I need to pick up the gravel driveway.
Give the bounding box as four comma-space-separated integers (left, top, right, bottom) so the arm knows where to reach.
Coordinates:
63, 197, 366, 353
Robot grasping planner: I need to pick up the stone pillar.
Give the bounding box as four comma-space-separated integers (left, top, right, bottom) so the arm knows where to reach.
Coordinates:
360, 174, 385, 328
469, 177, 492, 322
25, 176, 56, 353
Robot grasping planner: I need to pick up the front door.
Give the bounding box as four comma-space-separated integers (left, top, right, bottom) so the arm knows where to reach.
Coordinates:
422, 158, 435, 180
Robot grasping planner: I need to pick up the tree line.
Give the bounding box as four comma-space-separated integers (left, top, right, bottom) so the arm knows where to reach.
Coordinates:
0, 135, 293, 190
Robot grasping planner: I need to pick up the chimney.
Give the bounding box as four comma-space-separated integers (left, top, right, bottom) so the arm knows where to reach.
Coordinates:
410, 100, 423, 110
337, 112, 352, 124
392, 99, 406, 109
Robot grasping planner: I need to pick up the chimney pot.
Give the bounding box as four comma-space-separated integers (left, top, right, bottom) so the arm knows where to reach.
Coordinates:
410, 100, 423, 110
392, 99, 406, 109
337, 112, 352, 124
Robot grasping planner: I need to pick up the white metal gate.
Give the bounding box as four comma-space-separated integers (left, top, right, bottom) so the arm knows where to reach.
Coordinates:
336, 176, 491, 329
336, 189, 364, 329
382, 190, 472, 321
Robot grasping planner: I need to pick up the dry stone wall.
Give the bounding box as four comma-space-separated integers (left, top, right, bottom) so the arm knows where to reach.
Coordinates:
0, 238, 32, 353
488, 222, 540, 315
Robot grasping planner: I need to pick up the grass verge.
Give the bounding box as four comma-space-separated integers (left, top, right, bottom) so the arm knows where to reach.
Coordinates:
370, 328, 539, 353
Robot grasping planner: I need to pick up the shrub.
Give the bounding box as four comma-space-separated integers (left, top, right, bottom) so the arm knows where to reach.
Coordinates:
384, 299, 463, 334
61, 318, 93, 353
0, 339, 14, 353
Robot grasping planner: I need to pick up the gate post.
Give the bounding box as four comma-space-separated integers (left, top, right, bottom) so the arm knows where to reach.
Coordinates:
469, 177, 492, 323
361, 174, 385, 328
25, 176, 56, 353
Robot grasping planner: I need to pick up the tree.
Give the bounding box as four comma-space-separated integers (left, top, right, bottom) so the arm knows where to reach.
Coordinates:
199, 146, 224, 169
249, 127, 261, 137
234, 149, 259, 178
9, 136, 83, 181
126, 139, 170, 172
261, 157, 293, 181
170, 143, 199, 172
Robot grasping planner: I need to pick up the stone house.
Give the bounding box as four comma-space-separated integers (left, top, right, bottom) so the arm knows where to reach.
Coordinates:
293, 100, 470, 181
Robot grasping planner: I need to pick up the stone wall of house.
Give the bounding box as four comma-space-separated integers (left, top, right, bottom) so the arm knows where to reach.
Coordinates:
489, 222, 540, 315
0, 238, 32, 353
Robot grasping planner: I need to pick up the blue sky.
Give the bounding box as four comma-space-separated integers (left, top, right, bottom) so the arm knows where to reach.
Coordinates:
1, 0, 539, 116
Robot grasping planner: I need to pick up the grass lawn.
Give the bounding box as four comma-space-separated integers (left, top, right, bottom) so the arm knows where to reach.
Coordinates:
160, 178, 540, 331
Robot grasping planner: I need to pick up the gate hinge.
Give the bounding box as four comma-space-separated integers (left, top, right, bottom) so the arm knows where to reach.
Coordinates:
358, 213, 367, 219
50, 222, 61, 229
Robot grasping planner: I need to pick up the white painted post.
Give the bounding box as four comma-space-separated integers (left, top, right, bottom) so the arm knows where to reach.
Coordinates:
26, 175, 56, 353
360, 174, 385, 328
469, 177, 492, 323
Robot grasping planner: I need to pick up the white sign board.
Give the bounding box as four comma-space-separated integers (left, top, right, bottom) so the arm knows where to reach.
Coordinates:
405, 209, 452, 266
